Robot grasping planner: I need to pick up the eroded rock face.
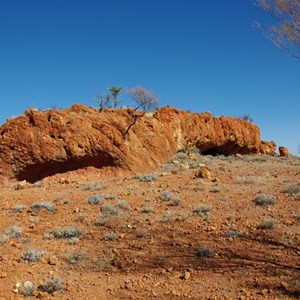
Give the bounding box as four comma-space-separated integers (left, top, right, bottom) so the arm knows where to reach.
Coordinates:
0, 105, 276, 182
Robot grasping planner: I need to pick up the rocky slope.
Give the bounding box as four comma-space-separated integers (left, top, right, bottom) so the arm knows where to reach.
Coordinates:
0, 105, 276, 183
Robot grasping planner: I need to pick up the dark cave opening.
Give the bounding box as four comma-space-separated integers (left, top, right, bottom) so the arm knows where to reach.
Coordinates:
197, 141, 253, 157
16, 152, 119, 183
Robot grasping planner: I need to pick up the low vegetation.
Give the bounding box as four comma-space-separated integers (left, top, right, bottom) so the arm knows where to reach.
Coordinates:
1, 149, 300, 299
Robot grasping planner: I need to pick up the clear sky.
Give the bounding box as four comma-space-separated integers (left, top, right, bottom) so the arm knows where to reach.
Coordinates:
0, 0, 299, 154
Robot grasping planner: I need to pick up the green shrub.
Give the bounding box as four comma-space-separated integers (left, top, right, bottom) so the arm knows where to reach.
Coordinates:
53, 226, 81, 239
103, 232, 117, 241
10, 204, 27, 213
193, 205, 211, 218
135, 173, 158, 182
195, 248, 214, 258
117, 200, 129, 210
20, 249, 45, 263
22, 281, 36, 296
253, 194, 276, 206
32, 202, 56, 213
5, 225, 23, 238
260, 219, 276, 229
41, 277, 63, 294
283, 185, 300, 195
66, 250, 86, 265
87, 194, 104, 205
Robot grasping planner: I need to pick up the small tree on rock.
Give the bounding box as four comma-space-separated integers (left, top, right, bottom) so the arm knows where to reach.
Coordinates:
95, 89, 112, 112
108, 86, 122, 108
239, 114, 253, 122
123, 86, 159, 139
95, 85, 122, 112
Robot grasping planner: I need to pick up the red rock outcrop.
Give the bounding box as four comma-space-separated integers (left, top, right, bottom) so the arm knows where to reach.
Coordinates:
0, 105, 276, 183
279, 146, 289, 157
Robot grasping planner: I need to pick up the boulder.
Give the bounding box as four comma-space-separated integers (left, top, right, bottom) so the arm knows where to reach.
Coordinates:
279, 146, 289, 157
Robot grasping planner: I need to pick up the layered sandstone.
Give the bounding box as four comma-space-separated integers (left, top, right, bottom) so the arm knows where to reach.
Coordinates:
0, 105, 276, 182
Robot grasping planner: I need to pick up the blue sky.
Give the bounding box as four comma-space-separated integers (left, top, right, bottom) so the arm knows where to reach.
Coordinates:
0, 0, 299, 154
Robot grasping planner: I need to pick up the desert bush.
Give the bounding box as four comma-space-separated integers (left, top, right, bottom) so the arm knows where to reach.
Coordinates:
87, 194, 104, 205
295, 212, 300, 220
159, 191, 181, 206
53, 226, 81, 239
170, 196, 181, 206
154, 255, 165, 265
210, 186, 221, 193
32, 181, 43, 188
75, 214, 87, 222
117, 200, 129, 210
225, 229, 246, 239
41, 277, 63, 294
135, 173, 158, 182
65, 250, 86, 265
177, 212, 190, 222
101, 203, 120, 216
234, 176, 263, 184
0, 234, 9, 244
243, 155, 268, 163
68, 237, 79, 245
5, 225, 23, 238
97, 256, 113, 272
260, 219, 276, 230
137, 231, 148, 239
160, 212, 174, 223
173, 152, 188, 160
159, 191, 173, 201
96, 204, 121, 227
105, 194, 116, 200
283, 184, 300, 195
20, 249, 45, 263
10, 204, 27, 213
22, 281, 36, 297
103, 232, 117, 241
32, 202, 56, 213
253, 194, 276, 206
195, 248, 214, 258
82, 182, 103, 190
141, 204, 153, 213
193, 205, 211, 218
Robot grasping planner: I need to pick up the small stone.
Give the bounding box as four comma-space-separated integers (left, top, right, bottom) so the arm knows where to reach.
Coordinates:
194, 166, 214, 181
184, 271, 191, 280
280, 281, 289, 290
0, 272, 7, 278
206, 226, 216, 232
48, 255, 60, 266
14, 282, 22, 289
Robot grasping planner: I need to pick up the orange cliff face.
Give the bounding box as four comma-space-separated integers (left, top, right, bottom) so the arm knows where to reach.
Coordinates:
0, 105, 276, 183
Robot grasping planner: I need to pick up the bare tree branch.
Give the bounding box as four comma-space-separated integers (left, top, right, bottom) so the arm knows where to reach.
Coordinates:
256, 0, 300, 58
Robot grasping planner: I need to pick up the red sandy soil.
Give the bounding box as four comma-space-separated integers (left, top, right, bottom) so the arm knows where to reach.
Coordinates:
0, 152, 299, 300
